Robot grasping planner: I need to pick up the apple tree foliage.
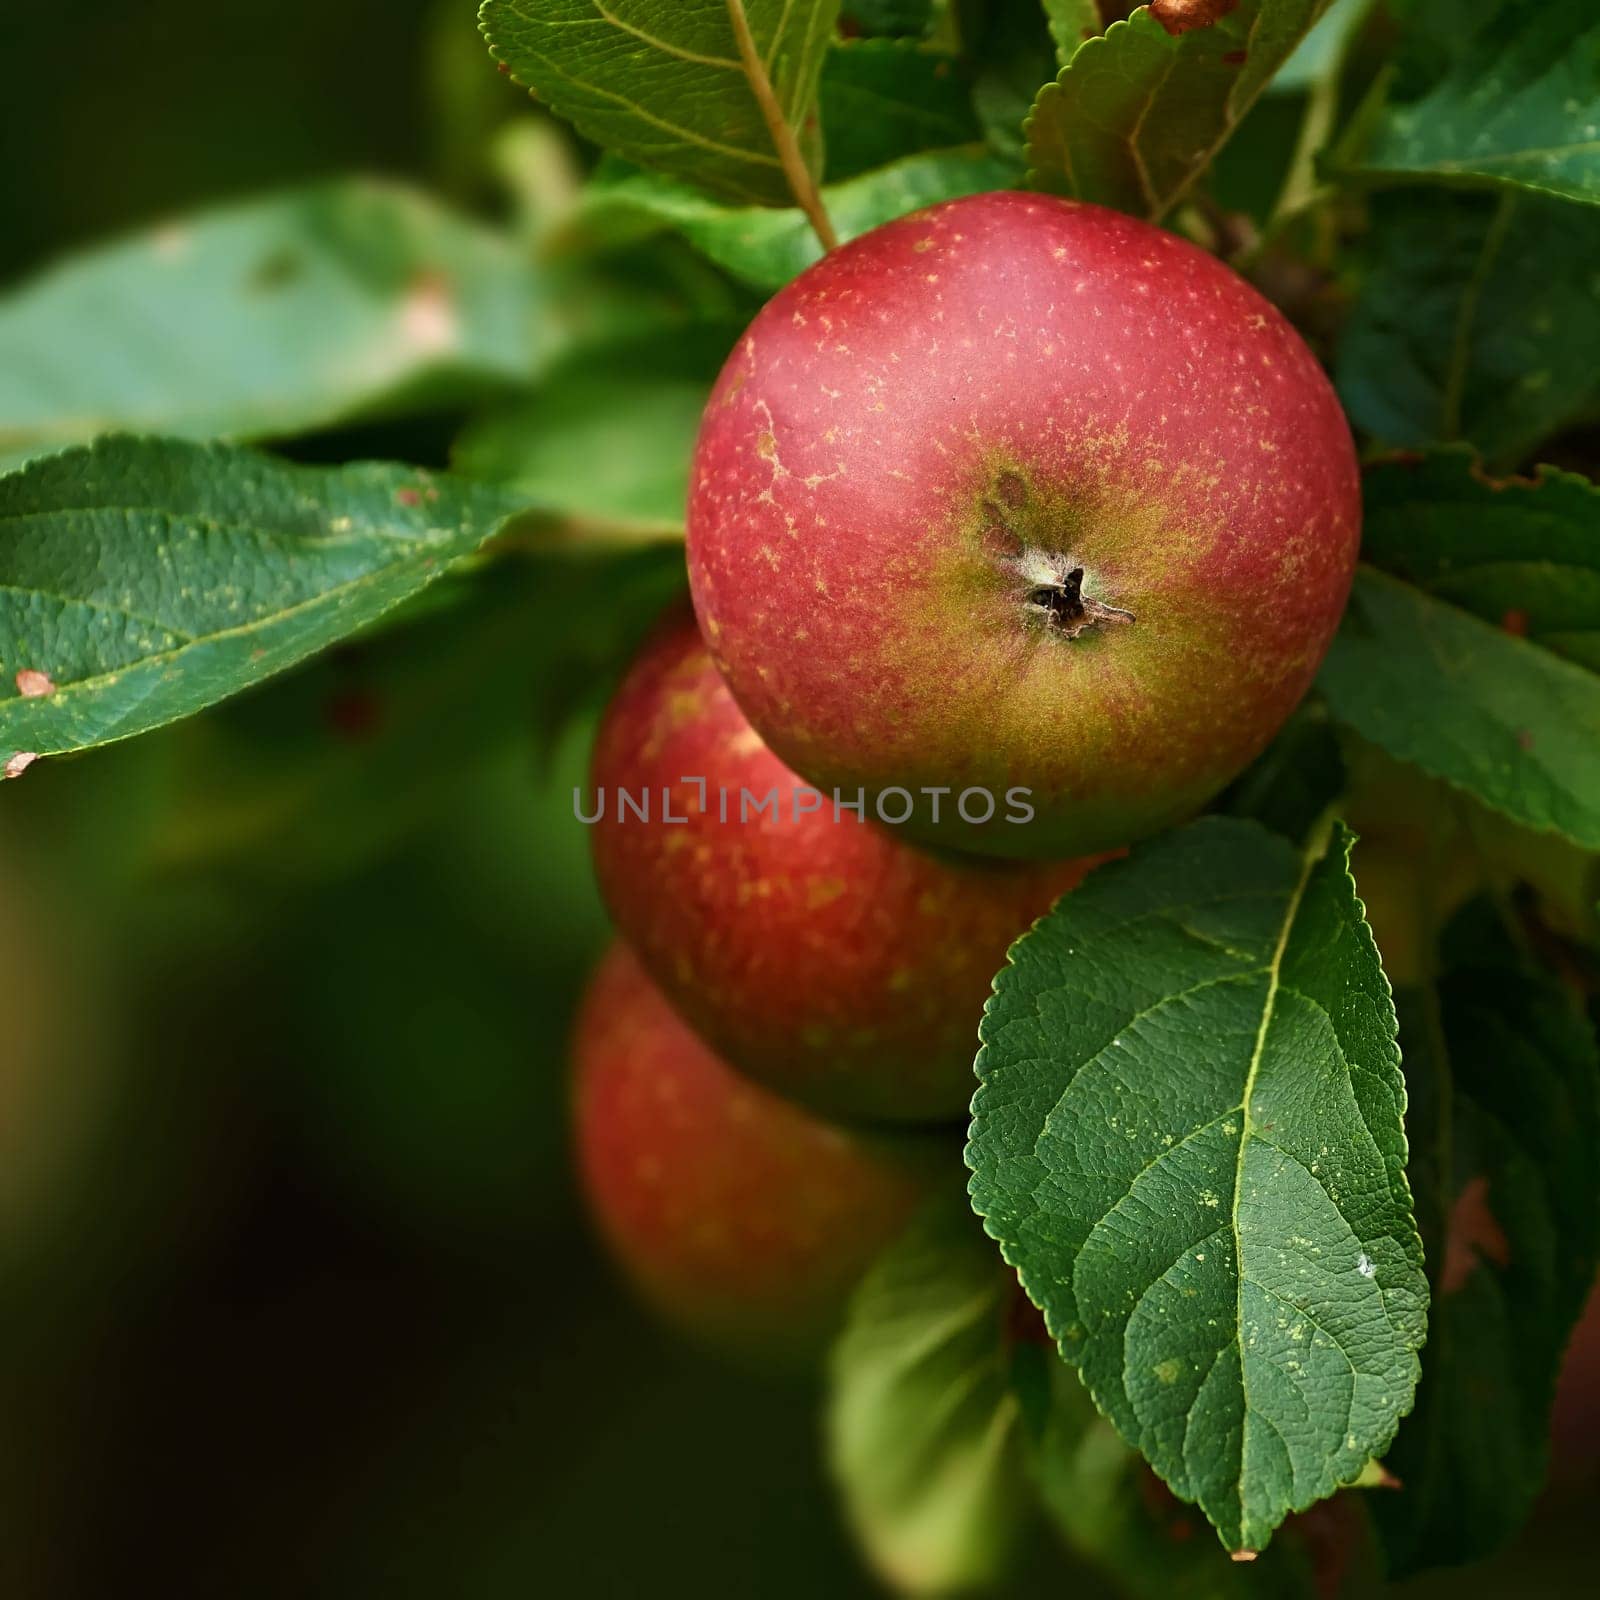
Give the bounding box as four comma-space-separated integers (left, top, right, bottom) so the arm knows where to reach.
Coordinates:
1, 0, 1597, 1591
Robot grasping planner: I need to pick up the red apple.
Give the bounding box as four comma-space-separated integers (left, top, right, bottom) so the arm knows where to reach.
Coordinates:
687, 190, 1359, 858
572, 942, 944, 1361
588, 615, 1105, 1121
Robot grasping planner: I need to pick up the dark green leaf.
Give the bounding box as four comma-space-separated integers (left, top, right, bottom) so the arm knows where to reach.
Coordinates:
569, 145, 1015, 290
1025, 2, 1338, 219
0, 436, 523, 775
1337, 189, 1600, 466
1360, 450, 1600, 673
133, 547, 686, 880
969, 817, 1427, 1552
828, 1193, 1031, 1595
1020, 1347, 1376, 1596
479, 0, 838, 207
841, 0, 933, 35
1319, 562, 1600, 851
956, 0, 1062, 161
454, 325, 740, 534
1377, 907, 1600, 1573
1342, 0, 1600, 206
819, 40, 979, 181
0, 181, 542, 472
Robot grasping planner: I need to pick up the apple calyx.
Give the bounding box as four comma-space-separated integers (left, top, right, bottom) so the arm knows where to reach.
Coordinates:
1014, 547, 1135, 638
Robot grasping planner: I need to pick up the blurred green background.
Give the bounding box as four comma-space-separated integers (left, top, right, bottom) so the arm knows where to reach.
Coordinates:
1, 5, 1594, 1597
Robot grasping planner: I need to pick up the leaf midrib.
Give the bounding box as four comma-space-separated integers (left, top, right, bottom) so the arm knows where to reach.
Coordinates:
0, 553, 442, 741
1226, 825, 1323, 1545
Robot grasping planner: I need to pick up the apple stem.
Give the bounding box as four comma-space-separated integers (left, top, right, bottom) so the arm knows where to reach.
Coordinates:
725, 0, 840, 254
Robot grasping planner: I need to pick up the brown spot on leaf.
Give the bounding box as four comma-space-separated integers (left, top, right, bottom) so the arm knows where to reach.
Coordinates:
15, 669, 54, 698
3, 752, 38, 780
1150, 0, 1239, 36
1222, 48, 1248, 64
1517, 729, 1536, 751
1501, 607, 1530, 637
1441, 1175, 1511, 1293
396, 487, 423, 508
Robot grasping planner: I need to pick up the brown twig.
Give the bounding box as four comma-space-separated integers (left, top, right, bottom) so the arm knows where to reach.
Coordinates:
725, 0, 839, 251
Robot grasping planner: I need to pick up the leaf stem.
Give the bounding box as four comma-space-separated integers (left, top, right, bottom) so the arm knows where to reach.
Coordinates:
724, 0, 839, 252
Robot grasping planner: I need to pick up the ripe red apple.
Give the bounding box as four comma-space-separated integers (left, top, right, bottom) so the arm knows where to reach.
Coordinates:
588, 615, 1104, 1121
687, 190, 1360, 858
572, 942, 944, 1361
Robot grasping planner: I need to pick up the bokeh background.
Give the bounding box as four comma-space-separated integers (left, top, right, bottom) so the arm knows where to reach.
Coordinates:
1, 4, 1594, 1596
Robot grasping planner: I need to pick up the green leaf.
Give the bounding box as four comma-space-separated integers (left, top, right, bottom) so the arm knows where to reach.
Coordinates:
968, 817, 1428, 1553
0, 181, 542, 472
1360, 450, 1600, 673
1337, 189, 1600, 466
1020, 1348, 1374, 1597
1025, 2, 1338, 219
828, 1193, 1031, 1595
0, 436, 523, 776
1269, 0, 1370, 96
841, 0, 933, 36
1377, 908, 1600, 1574
1319, 565, 1600, 853
479, 0, 839, 207
568, 145, 1015, 290
133, 546, 686, 881
1044, 2, 1104, 67
453, 325, 739, 535
819, 39, 979, 181
1342, 0, 1600, 207
956, 0, 1062, 161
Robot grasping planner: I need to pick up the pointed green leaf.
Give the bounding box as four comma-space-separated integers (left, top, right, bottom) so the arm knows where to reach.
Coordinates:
567, 145, 1015, 290
1319, 456, 1600, 849
479, 0, 839, 207
0, 181, 542, 473
828, 1194, 1031, 1595
0, 436, 523, 775
1020, 1346, 1377, 1597
1343, 0, 1600, 207
1378, 908, 1600, 1573
968, 817, 1427, 1552
1024, 2, 1338, 219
